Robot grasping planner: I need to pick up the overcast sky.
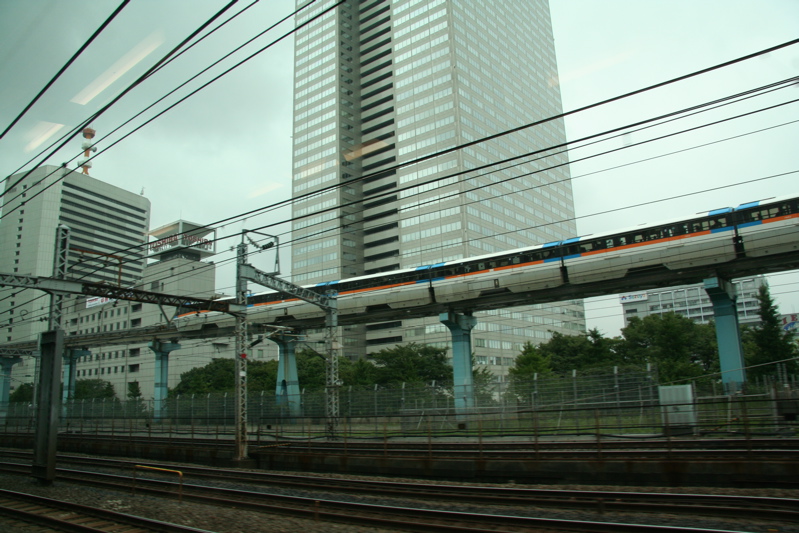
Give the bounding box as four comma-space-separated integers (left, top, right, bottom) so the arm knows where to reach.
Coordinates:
1, 0, 798, 336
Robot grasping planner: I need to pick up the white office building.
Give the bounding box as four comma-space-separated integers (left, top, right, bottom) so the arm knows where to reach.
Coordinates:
0, 164, 151, 387
64, 221, 222, 401
290, 0, 585, 377
619, 276, 769, 327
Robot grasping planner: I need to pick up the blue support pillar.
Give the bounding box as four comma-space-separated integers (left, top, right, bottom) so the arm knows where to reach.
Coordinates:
62, 349, 90, 418
271, 334, 301, 417
704, 277, 746, 393
148, 341, 181, 421
440, 311, 477, 414
1, 356, 22, 421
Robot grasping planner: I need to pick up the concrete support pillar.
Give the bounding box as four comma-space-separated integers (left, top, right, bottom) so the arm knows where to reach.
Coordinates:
439, 311, 477, 414
33, 330, 63, 485
148, 340, 181, 421
1, 356, 22, 421
271, 334, 301, 417
704, 277, 746, 393
61, 349, 90, 418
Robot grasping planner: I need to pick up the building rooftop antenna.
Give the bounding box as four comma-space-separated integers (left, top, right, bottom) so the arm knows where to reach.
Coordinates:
78, 127, 96, 175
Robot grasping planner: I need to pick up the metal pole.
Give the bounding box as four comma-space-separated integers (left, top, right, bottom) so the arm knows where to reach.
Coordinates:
325, 295, 339, 438
32, 225, 71, 484
234, 239, 249, 460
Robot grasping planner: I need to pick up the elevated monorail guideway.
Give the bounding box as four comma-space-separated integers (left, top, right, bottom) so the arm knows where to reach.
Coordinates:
177, 194, 799, 394
1, 194, 798, 408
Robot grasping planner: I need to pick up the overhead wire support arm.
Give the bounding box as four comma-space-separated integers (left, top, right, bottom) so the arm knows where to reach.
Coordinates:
238, 264, 334, 310
0, 272, 244, 315
233, 231, 340, 458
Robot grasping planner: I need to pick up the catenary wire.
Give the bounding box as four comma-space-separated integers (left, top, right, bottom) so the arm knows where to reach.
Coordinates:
7, 77, 795, 320
0, 1, 131, 140
2, 51, 797, 332
0, 0, 243, 196
4, 87, 792, 332
0, 0, 261, 182
5, 160, 797, 343
0, 0, 342, 211
17, 70, 797, 293
2, 0, 306, 198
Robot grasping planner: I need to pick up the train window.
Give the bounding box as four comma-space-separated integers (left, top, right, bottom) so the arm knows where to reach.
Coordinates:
617, 236, 627, 246
512, 256, 520, 264
633, 233, 644, 243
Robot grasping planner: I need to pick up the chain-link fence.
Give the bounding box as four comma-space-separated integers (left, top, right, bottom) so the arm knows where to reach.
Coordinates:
1, 368, 796, 441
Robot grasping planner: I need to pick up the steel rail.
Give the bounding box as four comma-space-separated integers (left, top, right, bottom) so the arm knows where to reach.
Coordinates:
43, 469, 764, 533
1, 458, 796, 529
0, 488, 213, 533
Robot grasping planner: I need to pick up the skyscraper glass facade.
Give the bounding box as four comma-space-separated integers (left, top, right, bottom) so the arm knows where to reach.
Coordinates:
290, 0, 585, 377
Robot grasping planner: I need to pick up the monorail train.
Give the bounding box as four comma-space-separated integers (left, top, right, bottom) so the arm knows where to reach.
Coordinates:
176, 194, 799, 330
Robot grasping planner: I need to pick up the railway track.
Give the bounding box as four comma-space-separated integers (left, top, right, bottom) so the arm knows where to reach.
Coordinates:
2, 452, 798, 531
0, 469, 772, 533
5, 431, 799, 455
0, 488, 212, 533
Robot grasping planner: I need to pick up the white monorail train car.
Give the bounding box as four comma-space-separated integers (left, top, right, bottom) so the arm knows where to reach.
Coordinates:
176, 195, 799, 330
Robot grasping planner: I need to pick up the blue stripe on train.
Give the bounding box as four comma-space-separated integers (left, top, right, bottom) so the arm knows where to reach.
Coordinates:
736, 221, 763, 229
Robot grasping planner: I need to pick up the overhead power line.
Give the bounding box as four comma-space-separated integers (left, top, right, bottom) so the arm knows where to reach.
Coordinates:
0, 1, 131, 140
8, 72, 796, 304
0, 0, 243, 195
2, 34, 798, 326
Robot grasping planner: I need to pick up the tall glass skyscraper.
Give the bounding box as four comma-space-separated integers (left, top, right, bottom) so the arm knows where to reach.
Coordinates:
290, 0, 585, 378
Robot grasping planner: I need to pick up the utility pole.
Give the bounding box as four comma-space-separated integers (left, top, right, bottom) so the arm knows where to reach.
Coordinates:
234, 238, 249, 462
0, 244, 246, 477
324, 295, 340, 437
233, 231, 339, 459
33, 225, 69, 484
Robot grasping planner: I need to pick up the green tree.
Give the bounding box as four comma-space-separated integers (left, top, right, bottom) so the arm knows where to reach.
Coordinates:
170, 358, 279, 396
126, 380, 148, 415
127, 381, 143, 400
509, 341, 553, 382
472, 361, 497, 406
9, 382, 34, 403
295, 348, 329, 391
74, 379, 117, 400
293, 348, 358, 391
536, 329, 621, 374
368, 343, 452, 386
619, 313, 716, 384
506, 342, 552, 404
743, 285, 798, 380
342, 358, 378, 388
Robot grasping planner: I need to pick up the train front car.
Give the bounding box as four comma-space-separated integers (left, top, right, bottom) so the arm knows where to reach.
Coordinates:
733, 195, 799, 260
